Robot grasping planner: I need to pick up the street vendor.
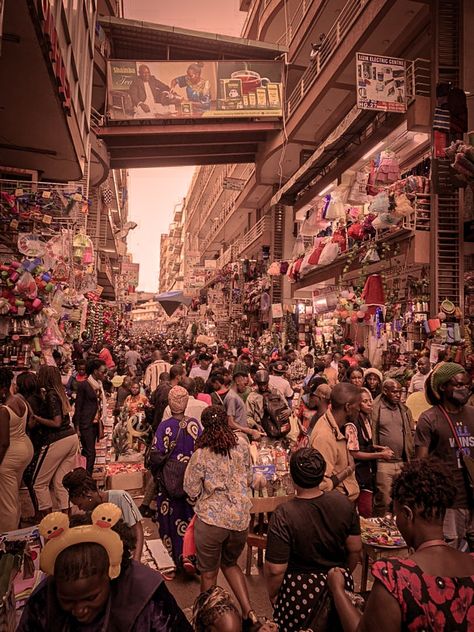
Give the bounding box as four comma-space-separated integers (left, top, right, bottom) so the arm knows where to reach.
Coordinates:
62, 467, 144, 562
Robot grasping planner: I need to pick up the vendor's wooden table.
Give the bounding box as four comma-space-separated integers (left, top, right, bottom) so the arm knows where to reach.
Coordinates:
360, 542, 409, 592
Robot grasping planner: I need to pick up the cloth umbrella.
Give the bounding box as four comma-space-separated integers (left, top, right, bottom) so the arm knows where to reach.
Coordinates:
155, 291, 192, 317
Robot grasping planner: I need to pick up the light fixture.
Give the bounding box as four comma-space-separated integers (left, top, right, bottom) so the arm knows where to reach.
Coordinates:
362, 141, 385, 161
318, 183, 334, 196
413, 132, 429, 144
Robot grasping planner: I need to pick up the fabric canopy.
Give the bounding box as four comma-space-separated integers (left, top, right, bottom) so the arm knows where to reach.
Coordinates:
155, 291, 192, 317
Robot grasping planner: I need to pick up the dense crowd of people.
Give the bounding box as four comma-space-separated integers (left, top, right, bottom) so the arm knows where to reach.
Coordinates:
1, 329, 473, 630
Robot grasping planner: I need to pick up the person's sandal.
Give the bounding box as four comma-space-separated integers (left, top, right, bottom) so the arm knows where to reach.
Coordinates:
242, 610, 262, 632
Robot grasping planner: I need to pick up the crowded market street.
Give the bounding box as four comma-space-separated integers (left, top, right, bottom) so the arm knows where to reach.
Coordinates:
1, 0, 474, 631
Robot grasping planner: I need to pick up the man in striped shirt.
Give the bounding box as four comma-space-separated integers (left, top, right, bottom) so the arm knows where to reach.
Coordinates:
144, 350, 171, 394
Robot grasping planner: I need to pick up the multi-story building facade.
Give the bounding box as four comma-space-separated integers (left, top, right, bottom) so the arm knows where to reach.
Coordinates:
182, 0, 472, 320
159, 199, 186, 292
0, 0, 135, 303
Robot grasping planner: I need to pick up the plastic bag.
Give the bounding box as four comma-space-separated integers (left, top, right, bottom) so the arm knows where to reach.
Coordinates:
308, 239, 325, 265
395, 194, 413, 216
318, 242, 340, 266
362, 246, 380, 263
267, 262, 281, 275
41, 317, 64, 347
369, 191, 390, 214
348, 171, 369, 205
300, 209, 328, 236
292, 234, 306, 257
324, 194, 346, 220
18, 233, 46, 257
15, 271, 37, 299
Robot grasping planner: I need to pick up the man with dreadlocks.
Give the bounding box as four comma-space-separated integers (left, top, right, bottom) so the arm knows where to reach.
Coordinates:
184, 406, 261, 632
415, 361, 474, 550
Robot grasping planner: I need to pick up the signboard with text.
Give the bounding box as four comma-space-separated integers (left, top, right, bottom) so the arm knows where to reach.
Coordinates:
356, 53, 406, 113
107, 60, 283, 121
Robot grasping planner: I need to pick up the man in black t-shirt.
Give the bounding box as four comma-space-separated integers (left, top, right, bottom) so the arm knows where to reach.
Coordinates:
415, 362, 474, 550
264, 448, 361, 629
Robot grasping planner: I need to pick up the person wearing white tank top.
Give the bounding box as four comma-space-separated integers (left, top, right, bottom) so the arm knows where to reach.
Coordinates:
0, 368, 34, 531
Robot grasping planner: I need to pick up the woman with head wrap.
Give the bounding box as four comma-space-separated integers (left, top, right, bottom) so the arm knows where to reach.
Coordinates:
264, 447, 362, 631
363, 367, 383, 399
184, 406, 261, 631
415, 362, 474, 550
154, 385, 202, 565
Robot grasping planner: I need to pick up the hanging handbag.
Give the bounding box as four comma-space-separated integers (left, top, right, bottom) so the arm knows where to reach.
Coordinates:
438, 406, 474, 495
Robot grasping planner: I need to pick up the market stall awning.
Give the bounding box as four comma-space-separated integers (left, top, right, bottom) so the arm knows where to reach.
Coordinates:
155, 291, 192, 317
100, 16, 287, 61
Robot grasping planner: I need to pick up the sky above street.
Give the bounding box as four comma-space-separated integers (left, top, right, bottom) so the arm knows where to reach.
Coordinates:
124, 0, 246, 291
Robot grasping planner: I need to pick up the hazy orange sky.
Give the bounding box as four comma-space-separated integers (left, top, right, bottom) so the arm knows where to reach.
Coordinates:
124, 0, 246, 291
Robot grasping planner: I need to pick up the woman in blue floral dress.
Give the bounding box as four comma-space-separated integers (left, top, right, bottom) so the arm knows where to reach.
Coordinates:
155, 385, 202, 564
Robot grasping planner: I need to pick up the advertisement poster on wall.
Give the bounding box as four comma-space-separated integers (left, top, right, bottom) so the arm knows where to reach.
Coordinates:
107, 60, 283, 120
356, 53, 406, 113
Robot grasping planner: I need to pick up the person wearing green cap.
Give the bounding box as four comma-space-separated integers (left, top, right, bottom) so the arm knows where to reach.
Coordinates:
415, 362, 474, 550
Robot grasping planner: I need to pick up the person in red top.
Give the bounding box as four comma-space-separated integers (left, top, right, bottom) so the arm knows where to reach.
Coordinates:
97, 341, 115, 371
342, 345, 359, 368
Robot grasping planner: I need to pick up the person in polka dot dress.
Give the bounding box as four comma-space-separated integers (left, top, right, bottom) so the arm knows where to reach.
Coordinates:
264, 447, 361, 631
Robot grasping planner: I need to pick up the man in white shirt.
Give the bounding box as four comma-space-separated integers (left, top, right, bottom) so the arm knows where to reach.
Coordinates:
128, 64, 172, 118
269, 361, 294, 402
143, 350, 171, 394
162, 377, 207, 425
189, 353, 213, 382
407, 356, 431, 394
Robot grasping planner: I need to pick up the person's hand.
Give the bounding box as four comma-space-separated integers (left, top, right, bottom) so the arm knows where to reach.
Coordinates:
249, 428, 264, 441
281, 409, 291, 421
260, 621, 279, 631
139, 103, 151, 113
327, 567, 346, 593
379, 448, 394, 461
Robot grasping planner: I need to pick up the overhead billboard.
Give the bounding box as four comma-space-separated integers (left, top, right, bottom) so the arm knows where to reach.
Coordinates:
107, 60, 283, 121
356, 53, 406, 113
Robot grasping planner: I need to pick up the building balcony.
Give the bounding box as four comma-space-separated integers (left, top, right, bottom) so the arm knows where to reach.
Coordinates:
256, 0, 429, 190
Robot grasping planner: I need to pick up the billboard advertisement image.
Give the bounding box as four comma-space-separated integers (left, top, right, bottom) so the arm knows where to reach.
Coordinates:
107, 60, 283, 120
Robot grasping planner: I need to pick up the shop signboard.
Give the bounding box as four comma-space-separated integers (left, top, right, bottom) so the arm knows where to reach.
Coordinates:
107, 60, 283, 121
223, 177, 247, 191
356, 53, 406, 113
271, 303, 283, 319
121, 262, 140, 288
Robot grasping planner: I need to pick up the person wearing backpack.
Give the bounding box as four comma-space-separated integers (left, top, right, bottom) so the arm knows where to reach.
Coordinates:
246, 370, 292, 441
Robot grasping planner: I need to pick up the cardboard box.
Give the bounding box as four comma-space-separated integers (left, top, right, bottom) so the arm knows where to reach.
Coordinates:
107, 471, 143, 490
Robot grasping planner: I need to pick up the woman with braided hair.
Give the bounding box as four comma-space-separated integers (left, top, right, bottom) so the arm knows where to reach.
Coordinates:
184, 406, 261, 631
264, 447, 361, 631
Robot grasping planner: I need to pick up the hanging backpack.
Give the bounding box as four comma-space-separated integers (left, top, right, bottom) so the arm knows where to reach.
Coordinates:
260, 392, 291, 439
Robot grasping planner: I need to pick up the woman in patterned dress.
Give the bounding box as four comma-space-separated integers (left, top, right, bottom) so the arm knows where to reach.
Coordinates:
328, 458, 474, 631
154, 385, 202, 564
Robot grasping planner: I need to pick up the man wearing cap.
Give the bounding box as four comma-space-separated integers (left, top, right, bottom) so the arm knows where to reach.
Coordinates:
247, 370, 291, 439
189, 353, 213, 382
269, 361, 294, 404
415, 362, 474, 549
310, 383, 360, 501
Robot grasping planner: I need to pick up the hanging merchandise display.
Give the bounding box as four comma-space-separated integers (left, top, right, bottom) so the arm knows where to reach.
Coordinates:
0, 182, 99, 368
